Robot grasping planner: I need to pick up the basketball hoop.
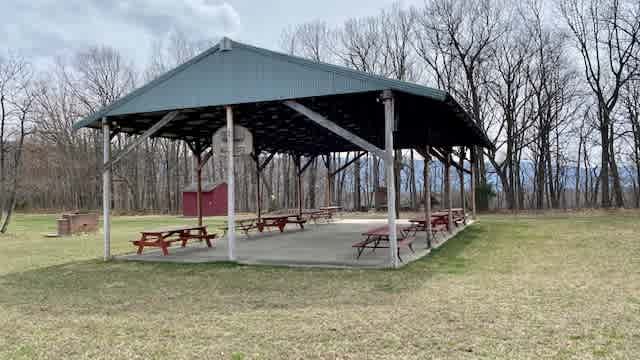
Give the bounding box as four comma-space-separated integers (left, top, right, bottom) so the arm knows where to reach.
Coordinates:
212, 125, 253, 158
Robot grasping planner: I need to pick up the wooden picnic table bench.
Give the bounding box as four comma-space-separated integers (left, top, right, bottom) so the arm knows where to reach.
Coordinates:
132, 225, 215, 256
352, 225, 416, 262
256, 215, 307, 232
319, 206, 341, 221
408, 215, 448, 236
303, 209, 333, 224
450, 208, 467, 225
220, 218, 258, 237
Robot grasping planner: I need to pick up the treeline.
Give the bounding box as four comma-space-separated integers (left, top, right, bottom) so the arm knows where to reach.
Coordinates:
0, 0, 639, 230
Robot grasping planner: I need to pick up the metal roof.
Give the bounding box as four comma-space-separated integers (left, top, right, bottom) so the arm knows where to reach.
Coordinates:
183, 180, 225, 193
75, 37, 449, 128
73, 37, 493, 151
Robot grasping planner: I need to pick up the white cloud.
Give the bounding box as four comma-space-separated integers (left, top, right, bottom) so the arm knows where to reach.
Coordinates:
1, 0, 241, 64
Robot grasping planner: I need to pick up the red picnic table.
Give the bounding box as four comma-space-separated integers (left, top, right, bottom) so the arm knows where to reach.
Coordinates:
220, 218, 259, 237
256, 215, 307, 232
132, 225, 215, 256
319, 206, 342, 221
408, 213, 449, 236
409, 208, 467, 232
352, 225, 416, 261
302, 209, 332, 224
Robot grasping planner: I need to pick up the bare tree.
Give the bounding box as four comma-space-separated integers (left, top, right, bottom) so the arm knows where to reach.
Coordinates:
560, 0, 640, 207
416, 0, 508, 208
0, 54, 33, 232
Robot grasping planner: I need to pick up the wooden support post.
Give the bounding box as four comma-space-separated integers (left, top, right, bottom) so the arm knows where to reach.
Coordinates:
445, 149, 453, 232
252, 151, 275, 221
324, 153, 332, 207
471, 148, 477, 220
296, 155, 303, 217
254, 154, 262, 221
196, 150, 203, 227
226, 106, 236, 261
424, 146, 432, 248
102, 117, 111, 261
459, 147, 466, 216
382, 90, 399, 268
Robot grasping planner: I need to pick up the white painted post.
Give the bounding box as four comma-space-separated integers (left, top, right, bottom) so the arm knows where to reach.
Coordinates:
102, 117, 111, 261
382, 90, 399, 268
226, 106, 236, 261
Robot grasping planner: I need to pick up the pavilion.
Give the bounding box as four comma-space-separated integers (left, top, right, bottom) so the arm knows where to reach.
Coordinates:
73, 37, 492, 268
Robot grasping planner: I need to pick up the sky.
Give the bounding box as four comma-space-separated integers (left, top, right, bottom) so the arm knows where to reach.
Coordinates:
2, 0, 422, 67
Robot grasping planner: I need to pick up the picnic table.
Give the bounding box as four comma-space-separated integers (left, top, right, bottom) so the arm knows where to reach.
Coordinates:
220, 218, 258, 237
408, 213, 449, 235
352, 225, 416, 261
320, 206, 341, 216
303, 209, 333, 224
450, 208, 467, 225
132, 225, 215, 256
409, 209, 467, 232
256, 215, 307, 232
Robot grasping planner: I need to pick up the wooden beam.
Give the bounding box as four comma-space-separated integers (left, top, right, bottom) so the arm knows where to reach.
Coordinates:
252, 152, 276, 172
103, 111, 179, 171
298, 155, 317, 176
198, 149, 214, 171
329, 151, 366, 177
283, 100, 386, 158
430, 147, 471, 175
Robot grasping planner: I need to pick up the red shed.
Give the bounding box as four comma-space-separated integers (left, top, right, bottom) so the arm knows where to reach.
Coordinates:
182, 181, 228, 217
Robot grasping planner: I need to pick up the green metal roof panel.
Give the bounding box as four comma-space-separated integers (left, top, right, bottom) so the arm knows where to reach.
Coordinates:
109, 44, 386, 115
74, 38, 448, 130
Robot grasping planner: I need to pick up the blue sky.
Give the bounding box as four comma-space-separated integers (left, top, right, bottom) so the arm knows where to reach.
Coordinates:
2, 0, 422, 66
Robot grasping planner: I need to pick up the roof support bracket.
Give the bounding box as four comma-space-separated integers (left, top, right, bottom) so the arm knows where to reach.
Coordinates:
283, 100, 386, 159
103, 110, 180, 171
251, 151, 276, 173
330, 151, 366, 177
298, 155, 318, 176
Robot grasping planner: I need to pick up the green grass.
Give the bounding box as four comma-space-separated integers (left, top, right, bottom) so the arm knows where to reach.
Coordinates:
1, 212, 639, 359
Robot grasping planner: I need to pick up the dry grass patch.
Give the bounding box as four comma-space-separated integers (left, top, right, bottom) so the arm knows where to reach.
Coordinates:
0, 212, 639, 359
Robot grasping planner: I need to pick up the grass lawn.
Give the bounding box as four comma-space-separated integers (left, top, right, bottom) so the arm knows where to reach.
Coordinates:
0, 212, 639, 359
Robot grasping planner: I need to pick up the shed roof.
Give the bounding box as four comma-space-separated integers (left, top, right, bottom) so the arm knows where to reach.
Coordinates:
183, 181, 225, 193
73, 37, 492, 154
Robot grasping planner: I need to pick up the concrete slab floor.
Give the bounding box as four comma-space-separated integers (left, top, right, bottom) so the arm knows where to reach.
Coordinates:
116, 219, 474, 269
